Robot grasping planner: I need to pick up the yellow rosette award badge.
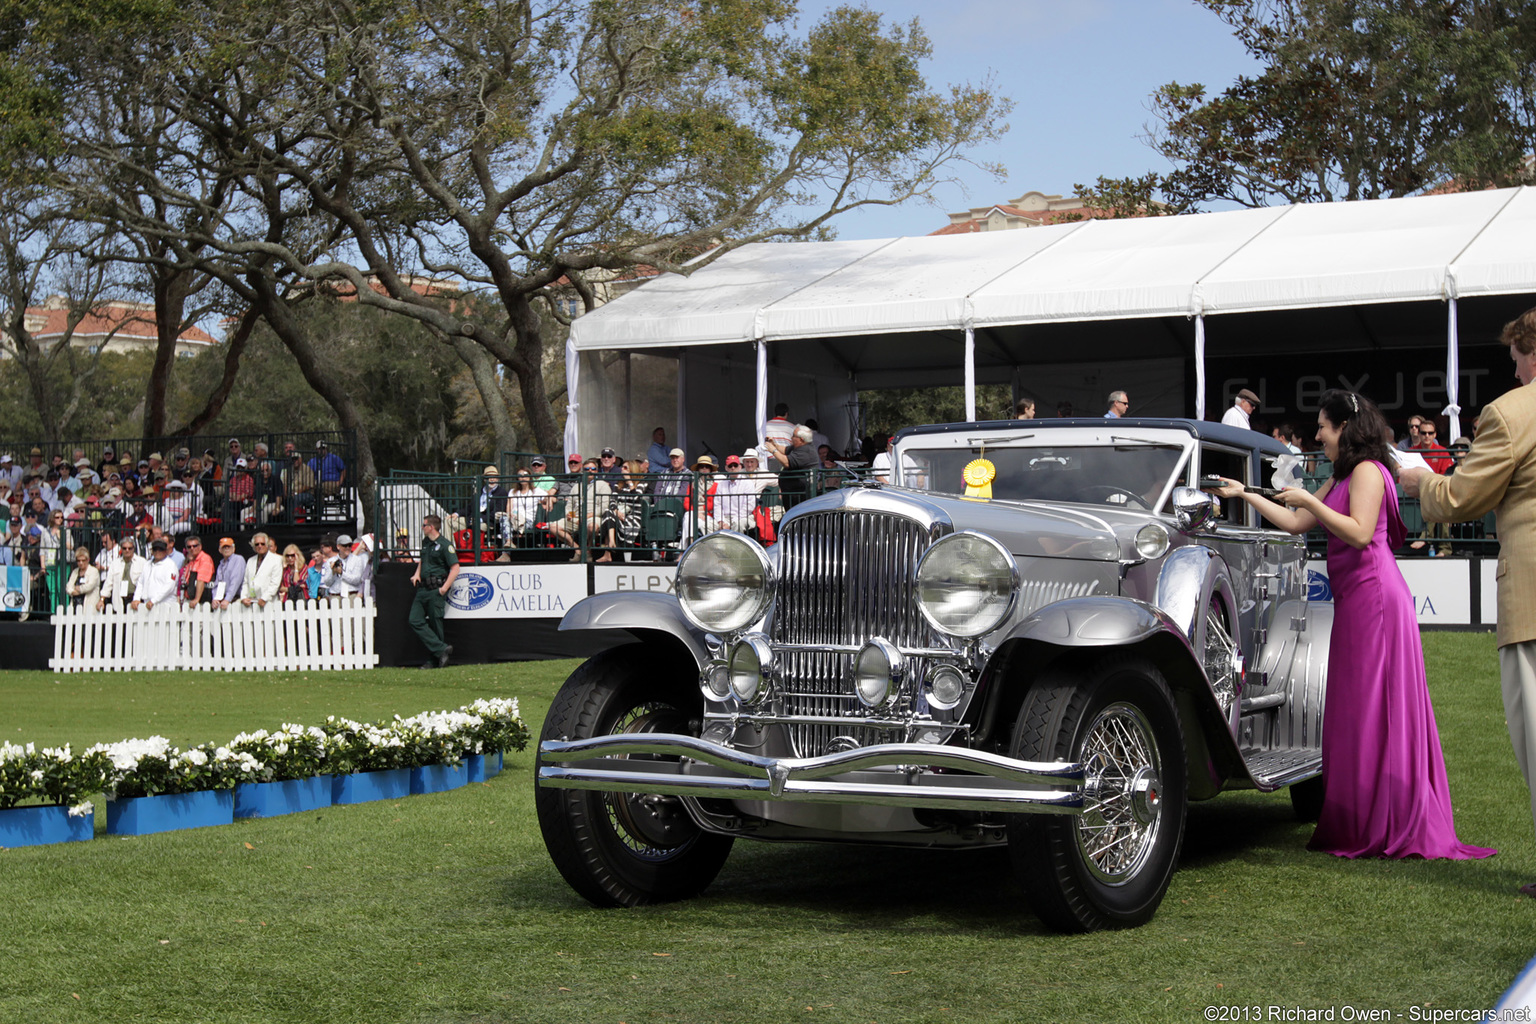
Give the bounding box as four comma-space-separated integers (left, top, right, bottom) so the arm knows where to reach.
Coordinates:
963, 457, 995, 499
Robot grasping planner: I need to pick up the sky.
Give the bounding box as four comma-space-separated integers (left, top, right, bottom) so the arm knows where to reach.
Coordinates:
791, 0, 1262, 239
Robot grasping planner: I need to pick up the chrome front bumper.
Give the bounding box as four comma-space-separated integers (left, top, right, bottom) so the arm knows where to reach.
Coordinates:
537, 734, 1087, 815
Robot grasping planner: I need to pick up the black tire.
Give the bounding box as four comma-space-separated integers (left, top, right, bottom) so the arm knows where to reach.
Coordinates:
1007, 653, 1188, 932
535, 644, 733, 907
1289, 774, 1326, 822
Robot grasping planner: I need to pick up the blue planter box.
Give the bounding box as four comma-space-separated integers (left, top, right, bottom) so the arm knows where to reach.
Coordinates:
234, 777, 332, 819
410, 761, 467, 795
106, 790, 234, 836
331, 768, 411, 805
0, 804, 94, 848
467, 752, 504, 783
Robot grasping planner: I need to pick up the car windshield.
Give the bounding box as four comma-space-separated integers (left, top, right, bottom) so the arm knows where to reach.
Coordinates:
900, 442, 1188, 510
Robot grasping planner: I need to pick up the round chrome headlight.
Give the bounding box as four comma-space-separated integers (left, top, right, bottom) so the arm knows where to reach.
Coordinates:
853, 638, 905, 711
915, 531, 1019, 638
676, 532, 775, 634
728, 633, 774, 706
925, 664, 967, 711
1134, 523, 1171, 560
700, 659, 731, 702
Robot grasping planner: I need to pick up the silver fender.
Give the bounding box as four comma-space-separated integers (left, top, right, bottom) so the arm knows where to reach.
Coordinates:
995, 595, 1250, 800
1154, 545, 1236, 647
559, 592, 709, 668
1155, 545, 1240, 732
1001, 594, 1190, 648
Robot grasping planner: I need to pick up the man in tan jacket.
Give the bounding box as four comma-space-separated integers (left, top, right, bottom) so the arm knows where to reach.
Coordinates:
1403, 306, 1536, 895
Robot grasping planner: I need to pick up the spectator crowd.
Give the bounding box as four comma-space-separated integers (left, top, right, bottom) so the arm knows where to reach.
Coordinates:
0, 435, 363, 616
6, 519, 378, 616
0, 437, 350, 546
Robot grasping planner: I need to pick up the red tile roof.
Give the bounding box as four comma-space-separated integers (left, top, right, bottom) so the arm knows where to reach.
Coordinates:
26, 303, 215, 344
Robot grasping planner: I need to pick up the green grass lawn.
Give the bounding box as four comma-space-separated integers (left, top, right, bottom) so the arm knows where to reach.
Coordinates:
2, 633, 1533, 1023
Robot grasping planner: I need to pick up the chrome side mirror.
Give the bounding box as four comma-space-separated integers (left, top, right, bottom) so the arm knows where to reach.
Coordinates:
1172, 486, 1220, 533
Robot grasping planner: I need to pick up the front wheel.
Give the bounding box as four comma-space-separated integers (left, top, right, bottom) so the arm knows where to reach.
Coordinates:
535, 644, 733, 907
1007, 654, 1188, 932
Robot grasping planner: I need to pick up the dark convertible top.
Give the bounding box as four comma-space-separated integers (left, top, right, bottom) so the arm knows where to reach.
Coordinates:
895, 417, 1292, 458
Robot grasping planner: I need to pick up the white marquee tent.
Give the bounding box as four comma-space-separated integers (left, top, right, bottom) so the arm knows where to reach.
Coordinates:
565, 186, 1536, 461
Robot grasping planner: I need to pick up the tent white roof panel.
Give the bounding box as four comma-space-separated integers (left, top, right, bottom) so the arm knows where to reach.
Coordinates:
758, 227, 1082, 339
567, 237, 891, 350
1449, 186, 1536, 297
1197, 188, 1518, 313
969, 205, 1289, 324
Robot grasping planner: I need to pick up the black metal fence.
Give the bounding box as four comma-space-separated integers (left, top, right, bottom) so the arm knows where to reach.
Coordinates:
374, 464, 868, 566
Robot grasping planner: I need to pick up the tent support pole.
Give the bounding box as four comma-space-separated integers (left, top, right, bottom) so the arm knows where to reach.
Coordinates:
1194, 315, 1207, 420
1445, 298, 1462, 441
964, 325, 976, 422
756, 340, 768, 448
564, 336, 579, 463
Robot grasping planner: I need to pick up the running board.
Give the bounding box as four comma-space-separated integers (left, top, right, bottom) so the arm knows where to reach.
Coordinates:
1239, 747, 1322, 789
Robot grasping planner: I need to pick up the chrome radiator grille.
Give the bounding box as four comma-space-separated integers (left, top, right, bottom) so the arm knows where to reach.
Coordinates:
770, 510, 938, 756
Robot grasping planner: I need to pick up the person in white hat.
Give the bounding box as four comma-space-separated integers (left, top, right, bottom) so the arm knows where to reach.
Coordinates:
652, 447, 691, 497
0, 454, 19, 491
241, 532, 282, 609
714, 454, 757, 532
739, 448, 771, 496
332, 533, 374, 597
73, 457, 99, 488
159, 479, 196, 535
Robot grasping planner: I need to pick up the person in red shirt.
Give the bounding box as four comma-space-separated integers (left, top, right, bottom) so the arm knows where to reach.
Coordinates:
1413, 417, 1455, 474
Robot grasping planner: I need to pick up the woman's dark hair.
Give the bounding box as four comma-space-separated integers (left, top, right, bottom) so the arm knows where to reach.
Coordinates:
1318, 389, 1396, 483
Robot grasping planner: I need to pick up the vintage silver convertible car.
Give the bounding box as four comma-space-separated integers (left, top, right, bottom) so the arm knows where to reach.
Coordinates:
535, 418, 1331, 931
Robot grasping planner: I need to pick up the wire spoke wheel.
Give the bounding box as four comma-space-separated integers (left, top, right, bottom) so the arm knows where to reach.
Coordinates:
1076, 703, 1162, 883
1202, 600, 1240, 722
1009, 654, 1187, 932
604, 704, 701, 856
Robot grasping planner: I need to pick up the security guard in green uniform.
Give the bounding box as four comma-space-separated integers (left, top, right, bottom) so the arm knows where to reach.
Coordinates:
410, 514, 459, 668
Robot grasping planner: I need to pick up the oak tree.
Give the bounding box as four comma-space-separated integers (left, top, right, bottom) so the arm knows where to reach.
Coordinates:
1094, 0, 1536, 210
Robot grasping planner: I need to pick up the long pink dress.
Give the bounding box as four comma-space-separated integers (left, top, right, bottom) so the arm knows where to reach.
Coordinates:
1310, 460, 1495, 859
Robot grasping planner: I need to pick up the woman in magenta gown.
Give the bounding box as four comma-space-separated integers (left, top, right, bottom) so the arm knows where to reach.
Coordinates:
1214, 389, 1494, 860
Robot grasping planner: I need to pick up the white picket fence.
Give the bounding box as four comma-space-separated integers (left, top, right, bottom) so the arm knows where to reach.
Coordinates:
49, 599, 378, 672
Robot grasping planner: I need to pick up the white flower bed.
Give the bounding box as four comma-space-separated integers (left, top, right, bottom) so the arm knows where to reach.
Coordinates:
0, 699, 527, 808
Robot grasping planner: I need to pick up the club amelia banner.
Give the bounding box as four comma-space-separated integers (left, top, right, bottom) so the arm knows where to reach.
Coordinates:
443, 565, 589, 619
2, 566, 28, 615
